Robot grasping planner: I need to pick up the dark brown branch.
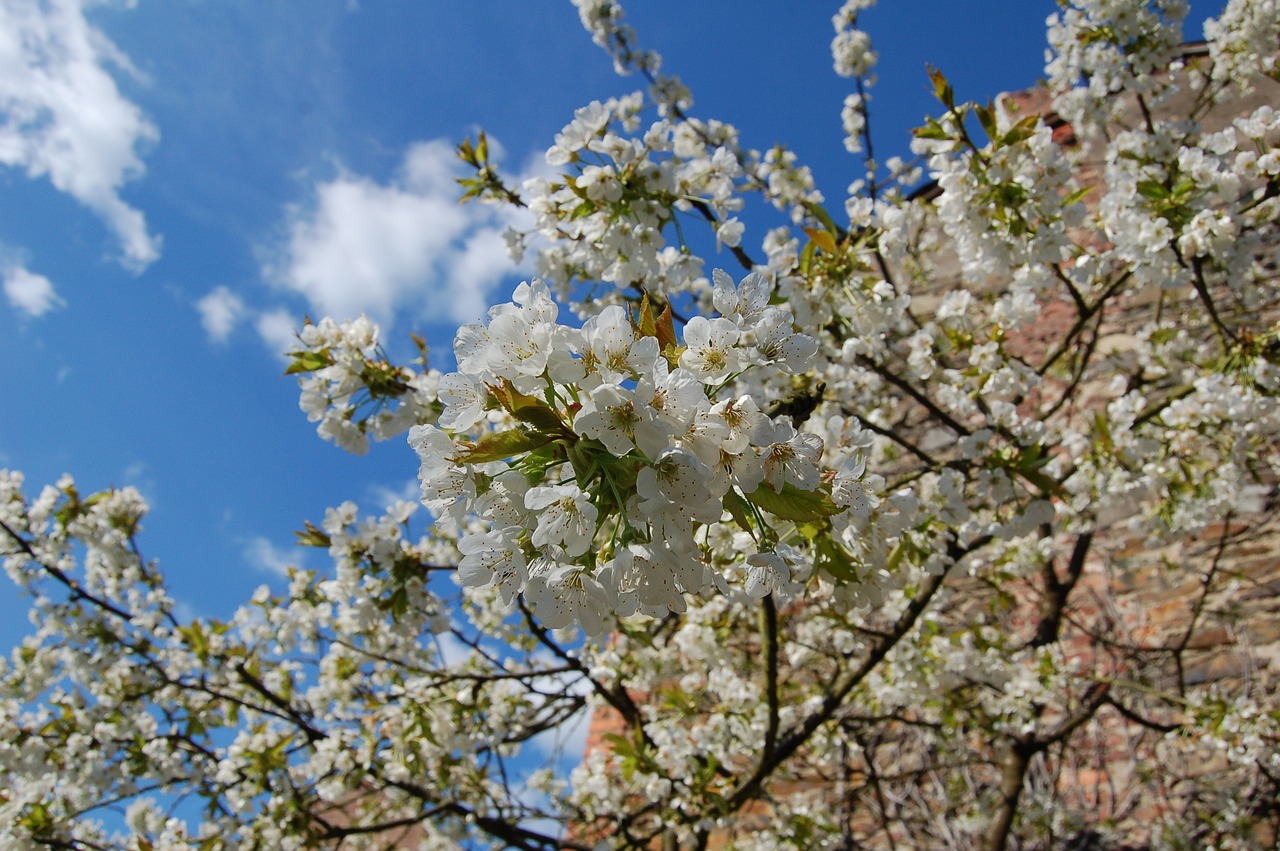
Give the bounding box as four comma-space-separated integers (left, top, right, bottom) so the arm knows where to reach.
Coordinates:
1, 518, 135, 623
233, 662, 325, 744
760, 595, 781, 763
724, 556, 957, 814
847, 408, 942, 468
1037, 270, 1131, 377
983, 681, 1111, 851
856, 355, 972, 437
983, 736, 1035, 851
1029, 531, 1094, 648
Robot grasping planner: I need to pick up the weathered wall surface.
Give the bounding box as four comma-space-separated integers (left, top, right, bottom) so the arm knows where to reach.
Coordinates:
576, 49, 1280, 849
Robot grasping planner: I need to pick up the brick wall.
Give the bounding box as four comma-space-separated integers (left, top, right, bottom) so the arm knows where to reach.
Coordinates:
575, 48, 1280, 850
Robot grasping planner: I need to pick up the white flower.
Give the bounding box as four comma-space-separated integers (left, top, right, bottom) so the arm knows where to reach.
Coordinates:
525, 563, 609, 636
475, 469, 533, 528
508, 278, 560, 326
437, 372, 487, 431
581, 305, 656, 387
744, 552, 789, 599
716, 217, 744, 249
753, 307, 818, 373
711, 395, 767, 455
679, 316, 744, 382
485, 313, 553, 392
757, 417, 824, 492
601, 541, 696, 616
636, 361, 703, 435
711, 268, 771, 328
637, 447, 721, 523
525, 483, 599, 558
457, 529, 528, 606
574, 384, 670, 459
410, 425, 476, 523
832, 453, 881, 521
678, 408, 732, 470
454, 322, 494, 378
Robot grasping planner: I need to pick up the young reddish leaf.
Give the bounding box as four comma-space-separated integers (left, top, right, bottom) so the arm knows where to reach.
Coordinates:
488, 379, 566, 433
803, 226, 838, 255
655, 302, 678, 353
635, 292, 658, 339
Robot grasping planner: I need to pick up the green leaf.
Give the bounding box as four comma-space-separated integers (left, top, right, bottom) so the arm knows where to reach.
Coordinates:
1063, 185, 1094, 207
1015, 442, 1045, 470
1018, 468, 1063, 498
385, 587, 409, 618
927, 65, 954, 108
488, 379, 566, 433
801, 200, 840, 237
975, 101, 998, 142
1092, 410, 1114, 453
999, 115, 1041, 146
655, 302, 678, 353
744, 482, 841, 523
723, 488, 755, 534
814, 535, 858, 584
1136, 180, 1169, 201
283, 350, 331, 375
912, 118, 952, 141
516, 405, 568, 434
888, 540, 908, 572
799, 238, 817, 276
294, 521, 331, 548
635, 292, 658, 339
456, 136, 477, 167
459, 429, 554, 464
179, 623, 209, 664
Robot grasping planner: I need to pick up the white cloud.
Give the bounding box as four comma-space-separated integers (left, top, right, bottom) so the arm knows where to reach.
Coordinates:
529, 702, 593, 764
3, 261, 63, 316
446, 227, 519, 322
366, 478, 421, 513
243, 535, 297, 578
432, 631, 472, 668
255, 307, 300, 357
196, 286, 246, 343
267, 139, 532, 328
118, 459, 157, 508
0, 0, 160, 270
522, 657, 594, 769
195, 288, 303, 356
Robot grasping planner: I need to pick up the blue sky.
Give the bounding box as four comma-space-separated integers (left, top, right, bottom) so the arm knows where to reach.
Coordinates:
0, 0, 1216, 652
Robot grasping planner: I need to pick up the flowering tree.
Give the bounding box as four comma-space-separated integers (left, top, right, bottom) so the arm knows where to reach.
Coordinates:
3, 0, 1280, 848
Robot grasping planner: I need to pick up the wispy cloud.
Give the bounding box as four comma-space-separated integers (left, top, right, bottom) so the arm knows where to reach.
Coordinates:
0, 0, 160, 270
255, 307, 301, 357
194, 289, 299, 358
119, 460, 158, 509
2, 258, 63, 317
243, 535, 300, 578
366, 478, 420, 513
528, 655, 595, 764
195, 286, 246, 343
265, 139, 534, 329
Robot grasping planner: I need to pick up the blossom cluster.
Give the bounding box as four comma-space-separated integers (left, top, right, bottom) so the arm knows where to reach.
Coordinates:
290, 315, 440, 454
410, 271, 825, 634
5, 1, 1280, 848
